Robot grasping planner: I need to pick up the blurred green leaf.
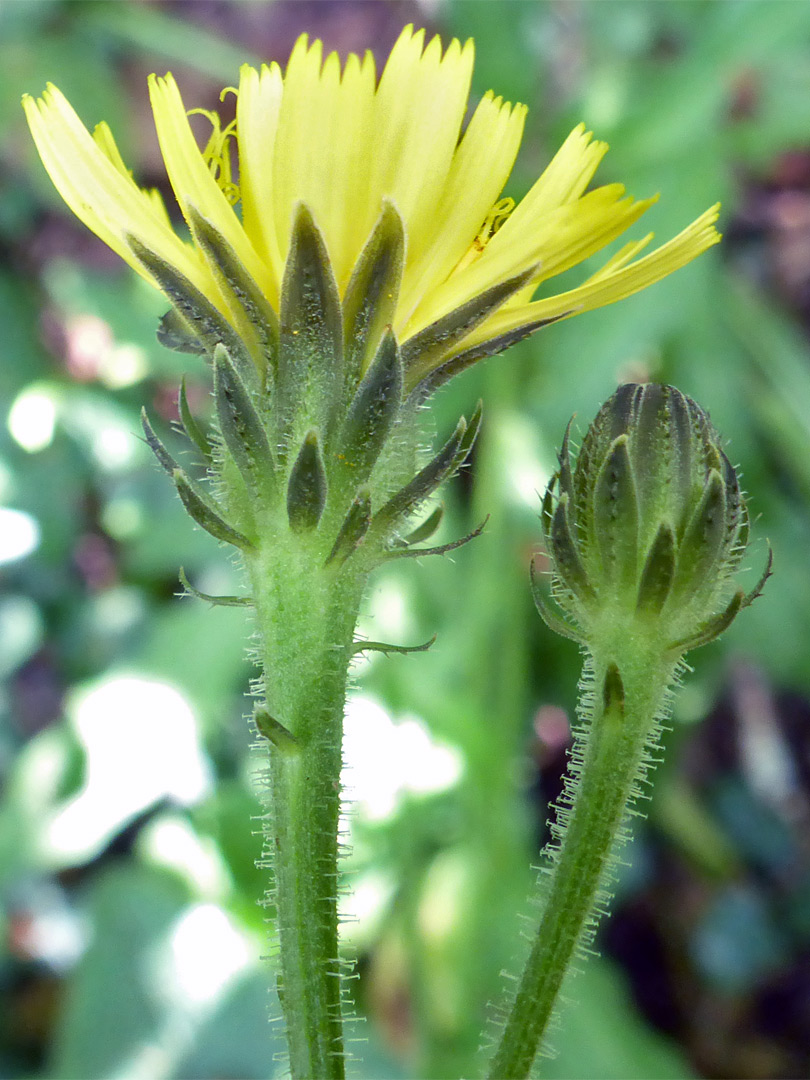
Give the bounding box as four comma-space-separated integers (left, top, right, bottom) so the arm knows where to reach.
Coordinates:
174, 969, 285, 1080
543, 957, 695, 1079
79, 2, 263, 81
50, 864, 191, 1079
693, 883, 787, 992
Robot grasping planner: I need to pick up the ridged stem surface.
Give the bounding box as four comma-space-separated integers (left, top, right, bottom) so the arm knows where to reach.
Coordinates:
487, 649, 676, 1079
248, 540, 365, 1080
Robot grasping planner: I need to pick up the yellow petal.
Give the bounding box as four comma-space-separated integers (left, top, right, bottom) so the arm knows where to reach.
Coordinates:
294, 48, 344, 277
494, 123, 609, 238
407, 184, 650, 335
506, 231, 656, 310
236, 62, 285, 305
323, 49, 377, 289
584, 233, 654, 284
466, 123, 608, 294
397, 92, 527, 326
23, 87, 212, 298
443, 206, 721, 356
271, 40, 379, 290
148, 73, 273, 302
25, 35, 723, 374
92, 121, 130, 177
92, 120, 175, 234
532, 191, 657, 284
271, 35, 324, 265
144, 187, 173, 231
371, 27, 475, 268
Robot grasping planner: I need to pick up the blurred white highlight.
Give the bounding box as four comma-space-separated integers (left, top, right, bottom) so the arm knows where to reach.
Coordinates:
341, 696, 463, 822
163, 903, 252, 1008
45, 675, 211, 863
140, 814, 231, 900
8, 386, 57, 452
500, 411, 551, 509
0, 508, 40, 565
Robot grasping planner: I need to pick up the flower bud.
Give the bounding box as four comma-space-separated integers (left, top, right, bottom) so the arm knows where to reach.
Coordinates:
535, 384, 770, 656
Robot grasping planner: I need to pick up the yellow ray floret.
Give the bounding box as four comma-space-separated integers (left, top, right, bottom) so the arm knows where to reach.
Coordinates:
23, 24, 720, 376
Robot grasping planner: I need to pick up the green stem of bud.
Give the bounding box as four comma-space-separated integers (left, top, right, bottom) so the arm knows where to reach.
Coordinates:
489, 384, 768, 1077
486, 649, 677, 1079
246, 541, 367, 1080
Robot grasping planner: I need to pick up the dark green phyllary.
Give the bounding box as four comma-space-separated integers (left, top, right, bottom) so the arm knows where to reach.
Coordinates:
138, 204, 484, 583
534, 382, 771, 658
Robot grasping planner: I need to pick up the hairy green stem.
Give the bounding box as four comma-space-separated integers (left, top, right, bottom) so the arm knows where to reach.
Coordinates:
487, 649, 676, 1079
247, 542, 365, 1080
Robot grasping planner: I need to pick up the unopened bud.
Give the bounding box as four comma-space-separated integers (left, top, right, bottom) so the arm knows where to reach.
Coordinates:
535, 384, 770, 656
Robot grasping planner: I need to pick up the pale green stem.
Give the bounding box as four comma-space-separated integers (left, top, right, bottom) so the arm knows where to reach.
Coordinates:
247, 541, 365, 1080
486, 651, 676, 1080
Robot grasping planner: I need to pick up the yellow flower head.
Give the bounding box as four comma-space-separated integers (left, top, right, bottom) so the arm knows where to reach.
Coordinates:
24, 25, 719, 394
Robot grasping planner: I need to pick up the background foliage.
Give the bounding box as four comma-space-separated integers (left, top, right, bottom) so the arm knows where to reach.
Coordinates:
1, 1, 810, 1077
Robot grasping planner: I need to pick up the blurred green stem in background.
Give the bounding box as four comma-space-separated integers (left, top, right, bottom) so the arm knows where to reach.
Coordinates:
410, 360, 535, 1080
